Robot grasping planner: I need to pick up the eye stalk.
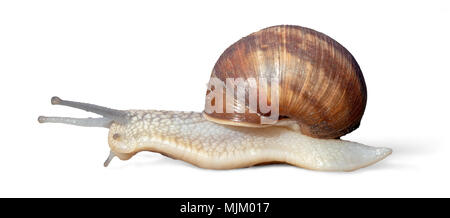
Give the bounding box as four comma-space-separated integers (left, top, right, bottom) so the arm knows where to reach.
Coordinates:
38, 96, 131, 167
38, 96, 129, 127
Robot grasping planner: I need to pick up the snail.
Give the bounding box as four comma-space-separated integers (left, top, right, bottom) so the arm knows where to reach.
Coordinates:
38, 25, 392, 171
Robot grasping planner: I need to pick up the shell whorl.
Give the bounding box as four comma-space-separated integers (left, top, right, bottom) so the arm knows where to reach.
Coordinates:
204, 25, 367, 139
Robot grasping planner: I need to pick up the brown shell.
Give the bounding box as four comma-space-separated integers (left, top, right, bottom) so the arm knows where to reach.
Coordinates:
204, 25, 367, 139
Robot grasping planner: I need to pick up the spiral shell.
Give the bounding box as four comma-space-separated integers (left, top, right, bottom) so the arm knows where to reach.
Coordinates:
204, 25, 367, 139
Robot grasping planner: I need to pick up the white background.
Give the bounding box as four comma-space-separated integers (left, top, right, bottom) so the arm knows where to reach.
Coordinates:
1, 0, 449, 197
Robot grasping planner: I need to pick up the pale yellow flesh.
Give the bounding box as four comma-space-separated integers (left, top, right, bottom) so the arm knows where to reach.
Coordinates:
108, 110, 392, 171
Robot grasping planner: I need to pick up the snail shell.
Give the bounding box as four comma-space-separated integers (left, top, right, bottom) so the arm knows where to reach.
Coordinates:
204, 25, 367, 139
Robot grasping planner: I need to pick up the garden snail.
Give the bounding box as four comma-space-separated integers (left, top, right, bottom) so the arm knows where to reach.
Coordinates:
38, 25, 392, 171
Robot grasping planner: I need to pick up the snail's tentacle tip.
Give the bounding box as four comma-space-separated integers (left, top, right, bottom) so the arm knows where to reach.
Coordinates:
37, 116, 46, 123
103, 151, 116, 167
51, 96, 62, 105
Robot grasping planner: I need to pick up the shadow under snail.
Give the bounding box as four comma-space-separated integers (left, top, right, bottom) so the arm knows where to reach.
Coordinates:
38, 25, 392, 171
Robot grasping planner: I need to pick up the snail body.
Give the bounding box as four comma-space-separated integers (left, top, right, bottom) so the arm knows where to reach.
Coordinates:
108, 110, 390, 171
38, 25, 392, 171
